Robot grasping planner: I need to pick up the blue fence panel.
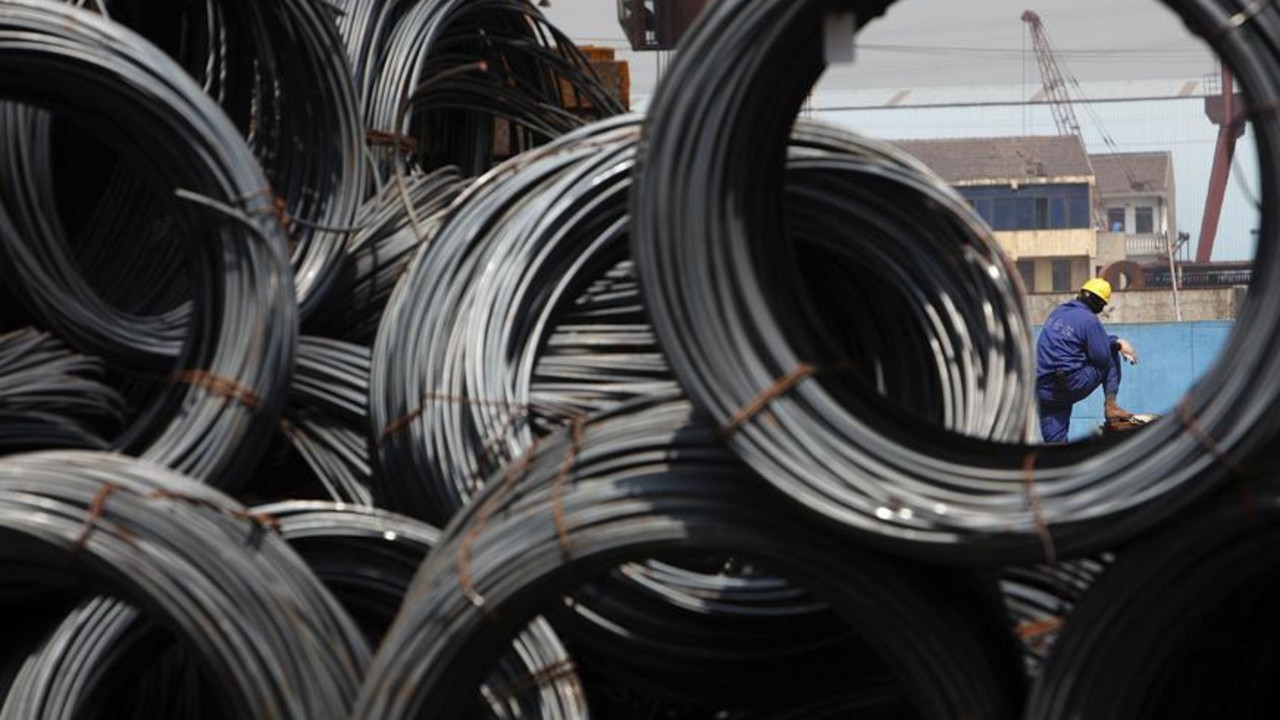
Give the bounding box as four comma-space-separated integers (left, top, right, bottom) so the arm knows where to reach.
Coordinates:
1030, 320, 1234, 441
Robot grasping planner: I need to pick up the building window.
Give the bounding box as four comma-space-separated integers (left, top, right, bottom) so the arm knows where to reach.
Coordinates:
958, 185, 1090, 232
1135, 206, 1154, 234
1017, 260, 1035, 291
1034, 197, 1051, 229
1107, 208, 1126, 232
1052, 259, 1072, 292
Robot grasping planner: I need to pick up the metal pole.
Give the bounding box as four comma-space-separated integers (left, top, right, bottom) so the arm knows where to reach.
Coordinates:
1167, 231, 1183, 322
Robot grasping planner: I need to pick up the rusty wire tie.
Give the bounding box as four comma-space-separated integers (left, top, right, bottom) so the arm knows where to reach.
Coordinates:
716, 363, 815, 440
171, 369, 261, 409
74, 482, 127, 551
366, 128, 420, 156
1178, 401, 1256, 516
377, 390, 539, 448
716, 361, 858, 440
481, 658, 580, 703
457, 435, 542, 624
1021, 452, 1059, 567
552, 414, 586, 561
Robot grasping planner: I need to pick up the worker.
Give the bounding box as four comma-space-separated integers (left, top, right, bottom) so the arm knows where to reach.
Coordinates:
1036, 277, 1137, 443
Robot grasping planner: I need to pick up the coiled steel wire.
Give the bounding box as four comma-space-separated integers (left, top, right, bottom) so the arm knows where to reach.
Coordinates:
999, 555, 1111, 677
530, 259, 674, 434
358, 0, 623, 180
311, 166, 468, 344
255, 501, 590, 719
0, 328, 123, 453
630, 0, 1280, 564
366, 116, 1027, 703
370, 116, 648, 524
0, 0, 296, 488
0, 451, 369, 720
1026, 471, 1280, 719
254, 337, 376, 506
1, 500, 587, 719
0, 0, 366, 326
372, 113, 1021, 522
353, 397, 1022, 719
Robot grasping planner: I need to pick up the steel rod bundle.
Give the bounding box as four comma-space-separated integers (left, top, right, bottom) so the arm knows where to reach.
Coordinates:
1026, 473, 1280, 718
353, 397, 1022, 719
0, 0, 296, 488
0, 328, 123, 453
0, 451, 369, 720
357, 0, 624, 180
629, 0, 1280, 564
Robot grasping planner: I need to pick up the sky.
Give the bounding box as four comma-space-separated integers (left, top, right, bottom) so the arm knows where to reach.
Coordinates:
541, 0, 1220, 97
541, 1, 1259, 263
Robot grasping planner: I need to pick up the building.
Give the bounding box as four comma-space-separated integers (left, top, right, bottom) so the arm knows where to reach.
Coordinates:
1091, 151, 1180, 279
808, 79, 1260, 265
893, 135, 1097, 293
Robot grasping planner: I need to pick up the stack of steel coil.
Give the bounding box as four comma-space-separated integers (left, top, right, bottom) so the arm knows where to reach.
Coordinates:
4, 0, 1280, 716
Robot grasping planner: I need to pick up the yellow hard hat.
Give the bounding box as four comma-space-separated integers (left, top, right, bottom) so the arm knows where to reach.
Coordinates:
1081, 277, 1112, 304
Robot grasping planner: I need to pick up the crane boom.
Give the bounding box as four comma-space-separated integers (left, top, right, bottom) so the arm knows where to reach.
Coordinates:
1021, 10, 1083, 138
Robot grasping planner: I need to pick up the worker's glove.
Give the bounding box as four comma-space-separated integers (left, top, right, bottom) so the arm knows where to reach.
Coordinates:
1116, 338, 1138, 366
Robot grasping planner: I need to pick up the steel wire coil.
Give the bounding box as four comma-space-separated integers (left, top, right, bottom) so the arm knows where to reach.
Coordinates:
0, 597, 217, 720
0, 0, 296, 488
0, 328, 123, 452
250, 337, 376, 505
0, 0, 366, 327
311, 166, 468, 343
1, 500, 587, 719
371, 116, 646, 524
999, 556, 1111, 676
364, 114, 858, 707
366, 115, 1026, 703
529, 259, 675, 433
629, 0, 1280, 564
548, 553, 891, 712
372, 113, 1022, 522
0, 450, 369, 720
353, 397, 1023, 719
255, 501, 590, 719
358, 0, 623, 180
1025, 471, 1280, 719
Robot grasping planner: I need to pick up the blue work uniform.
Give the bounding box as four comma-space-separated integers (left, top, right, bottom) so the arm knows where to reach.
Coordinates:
1035, 299, 1123, 443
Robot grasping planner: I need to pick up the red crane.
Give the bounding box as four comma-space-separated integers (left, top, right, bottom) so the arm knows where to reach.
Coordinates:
1196, 65, 1245, 263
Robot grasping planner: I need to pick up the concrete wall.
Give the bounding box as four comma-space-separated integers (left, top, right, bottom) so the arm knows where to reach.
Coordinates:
1095, 232, 1128, 270
996, 229, 1096, 260
1026, 287, 1244, 325
1032, 320, 1235, 441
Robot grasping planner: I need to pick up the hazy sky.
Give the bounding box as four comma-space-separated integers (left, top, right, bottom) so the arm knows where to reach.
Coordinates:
542, 0, 1220, 97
